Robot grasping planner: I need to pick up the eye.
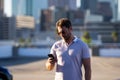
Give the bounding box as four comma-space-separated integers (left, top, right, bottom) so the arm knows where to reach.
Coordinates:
61, 31, 65, 34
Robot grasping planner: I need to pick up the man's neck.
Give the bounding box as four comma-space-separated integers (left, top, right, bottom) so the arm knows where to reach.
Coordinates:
65, 35, 74, 45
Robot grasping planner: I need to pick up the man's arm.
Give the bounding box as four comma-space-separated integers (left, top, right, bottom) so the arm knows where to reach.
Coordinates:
82, 58, 91, 80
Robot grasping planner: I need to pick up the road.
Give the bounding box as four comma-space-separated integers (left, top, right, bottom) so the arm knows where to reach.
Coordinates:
0, 56, 120, 80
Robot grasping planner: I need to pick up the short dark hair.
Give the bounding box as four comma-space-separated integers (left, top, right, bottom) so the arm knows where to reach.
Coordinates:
56, 18, 72, 28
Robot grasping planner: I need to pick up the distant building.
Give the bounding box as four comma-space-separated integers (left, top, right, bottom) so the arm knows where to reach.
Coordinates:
0, 0, 4, 16
12, 0, 48, 20
12, 0, 33, 16
12, 0, 25, 16
40, 7, 85, 31
40, 9, 52, 31
0, 0, 15, 40
48, 0, 77, 10
11, 16, 35, 39
96, 2, 113, 22
12, 0, 48, 33
80, 0, 113, 22
0, 17, 16, 40
81, 0, 98, 14
40, 7, 68, 31
26, 0, 33, 16
99, 0, 119, 21
0, 16, 35, 40
16, 16, 34, 29
68, 10, 85, 25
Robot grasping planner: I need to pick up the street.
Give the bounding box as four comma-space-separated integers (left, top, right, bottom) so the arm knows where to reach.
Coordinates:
0, 56, 120, 80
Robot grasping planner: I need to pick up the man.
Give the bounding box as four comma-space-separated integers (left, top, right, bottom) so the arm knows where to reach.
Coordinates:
46, 18, 91, 80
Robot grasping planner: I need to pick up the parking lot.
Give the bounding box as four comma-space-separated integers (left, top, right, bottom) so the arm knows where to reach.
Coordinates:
0, 56, 120, 80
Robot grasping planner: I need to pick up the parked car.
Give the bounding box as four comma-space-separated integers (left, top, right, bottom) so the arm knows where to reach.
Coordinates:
0, 66, 13, 80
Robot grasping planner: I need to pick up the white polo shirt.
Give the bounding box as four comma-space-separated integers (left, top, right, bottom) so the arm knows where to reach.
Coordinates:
50, 37, 90, 80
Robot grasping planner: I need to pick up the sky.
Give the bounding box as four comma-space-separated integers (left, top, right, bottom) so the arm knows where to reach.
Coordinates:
77, 0, 81, 7
4, 0, 12, 17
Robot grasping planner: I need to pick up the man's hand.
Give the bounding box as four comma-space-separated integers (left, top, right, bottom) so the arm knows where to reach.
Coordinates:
46, 57, 56, 70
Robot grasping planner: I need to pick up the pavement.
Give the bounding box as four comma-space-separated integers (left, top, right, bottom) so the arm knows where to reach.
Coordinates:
0, 56, 120, 80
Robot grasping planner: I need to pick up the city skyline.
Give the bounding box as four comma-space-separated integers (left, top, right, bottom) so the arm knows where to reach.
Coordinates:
4, 0, 120, 20
4, 0, 80, 17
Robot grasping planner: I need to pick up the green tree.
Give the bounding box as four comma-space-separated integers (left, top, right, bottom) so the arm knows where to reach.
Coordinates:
111, 31, 118, 42
81, 31, 92, 46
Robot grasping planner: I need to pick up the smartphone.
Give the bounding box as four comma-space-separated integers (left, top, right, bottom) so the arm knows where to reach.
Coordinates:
48, 54, 54, 59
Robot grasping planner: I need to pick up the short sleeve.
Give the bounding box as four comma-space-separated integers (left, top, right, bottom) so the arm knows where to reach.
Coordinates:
82, 43, 91, 59
49, 43, 57, 58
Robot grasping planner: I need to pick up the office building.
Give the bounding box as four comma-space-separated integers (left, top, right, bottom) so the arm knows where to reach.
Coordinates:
12, 0, 33, 16
11, 16, 35, 39
12, 0, 48, 20
96, 2, 113, 22
48, 0, 77, 10
12, 0, 26, 16
26, 0, 33, 16
0, 17, 16, 40
0, 0, 4, 16
99, 0, 119, 21
81, 0, 98, 14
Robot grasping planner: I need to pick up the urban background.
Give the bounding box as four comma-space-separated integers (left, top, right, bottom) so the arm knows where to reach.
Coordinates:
0, 0, 120, 80
0, 0, 120, 57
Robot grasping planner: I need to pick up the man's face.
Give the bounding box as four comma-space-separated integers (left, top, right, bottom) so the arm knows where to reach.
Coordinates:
57, 26, 72, 41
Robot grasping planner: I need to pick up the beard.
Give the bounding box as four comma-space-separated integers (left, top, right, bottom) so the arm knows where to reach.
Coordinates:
62, 33, 71, 42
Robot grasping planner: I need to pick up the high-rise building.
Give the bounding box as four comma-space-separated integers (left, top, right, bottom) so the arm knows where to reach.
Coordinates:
0, 0, 4, 16
26, 0, 33, 16
81, 0, 89, 10
12, 0, 33, 16
81, 0, 98, 14
80, 0, 113, 22
0, 0, 15, 40
0, 0, 3, 11
14, 16, 35, 39
33, 0, 48, 20
12, 0, 48, 20
48, 0, 77, 10
12, 0, 26, 16
0, 16, 16, 40
99, 0, 119, 21
96, 2, 113, 22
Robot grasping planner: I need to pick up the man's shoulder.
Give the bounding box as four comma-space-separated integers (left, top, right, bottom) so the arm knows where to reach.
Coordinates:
75, 38, 88, 47
52, 40, 63, 46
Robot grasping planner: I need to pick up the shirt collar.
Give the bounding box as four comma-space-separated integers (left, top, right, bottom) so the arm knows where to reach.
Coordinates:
62, 36, 78, 43
73, 36, 78, 42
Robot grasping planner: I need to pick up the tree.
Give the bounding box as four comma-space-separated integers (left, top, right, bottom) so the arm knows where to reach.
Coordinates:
111, 31, 118, 43
81, 31, 92, 46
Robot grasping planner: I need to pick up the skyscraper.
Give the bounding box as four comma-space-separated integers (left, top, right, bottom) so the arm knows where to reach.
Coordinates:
12, 0, 26, 16
26, 0, 33, 16
12, 0, 33, 16
48, 0, 77, 10
0, 0, 3, 10
81, 0, 98, 14
12, 0, 48, 20
80, 0, 113, 22
0, 0, 4, 16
